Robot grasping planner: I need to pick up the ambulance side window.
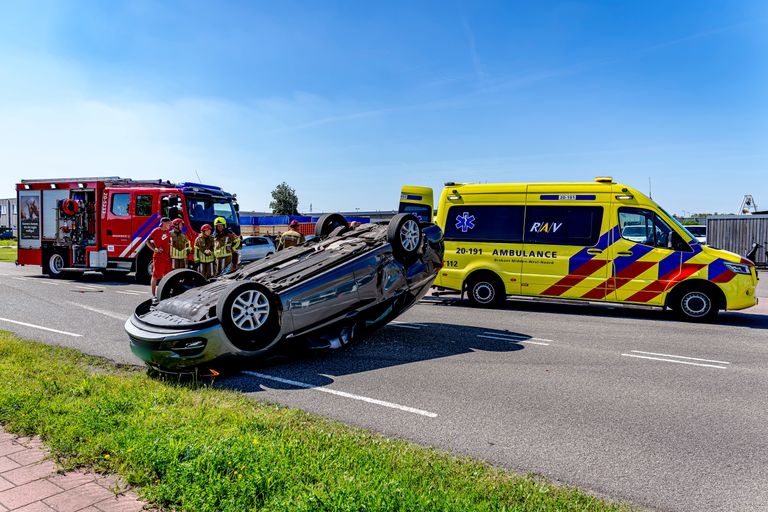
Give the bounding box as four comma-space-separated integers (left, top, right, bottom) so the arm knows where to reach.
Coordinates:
110, 194, 130, 217
524, 206, 603, 246
135, 195, 153, 217
619, 208, 673, 249
444, 205, 524, 242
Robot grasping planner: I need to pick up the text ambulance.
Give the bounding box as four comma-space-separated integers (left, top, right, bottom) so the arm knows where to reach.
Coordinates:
399, 177, 757, 321
16, 177, 239, 281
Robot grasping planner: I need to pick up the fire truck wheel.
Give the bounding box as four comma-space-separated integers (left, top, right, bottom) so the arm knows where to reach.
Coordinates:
216, 281, 281, 352
386, 213, 422, 264
43, 251, 69, 279
157, 269, 208, 301
135, 251, 153, 284
314, 213, 349, 239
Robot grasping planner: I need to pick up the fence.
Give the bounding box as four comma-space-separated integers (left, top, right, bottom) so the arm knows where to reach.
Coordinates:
707, 215, 768, 266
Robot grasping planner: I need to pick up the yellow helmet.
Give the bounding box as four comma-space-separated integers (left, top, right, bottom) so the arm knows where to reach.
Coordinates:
214, 217, 227, 226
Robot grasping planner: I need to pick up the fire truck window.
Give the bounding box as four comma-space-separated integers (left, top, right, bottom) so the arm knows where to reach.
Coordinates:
110, 194, 130, 217
136, 195, 153, 217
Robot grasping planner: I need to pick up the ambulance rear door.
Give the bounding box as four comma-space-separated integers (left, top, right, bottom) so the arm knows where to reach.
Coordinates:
398, 186, 433, 223
520, 186, 612, 300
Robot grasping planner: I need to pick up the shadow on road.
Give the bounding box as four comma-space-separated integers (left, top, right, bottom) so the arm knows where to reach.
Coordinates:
425, 295, 768, 330
220, 324, 528, 393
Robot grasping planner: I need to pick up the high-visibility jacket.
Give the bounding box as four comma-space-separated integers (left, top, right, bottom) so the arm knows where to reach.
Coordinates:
169, 231, 191, 260
213, 231, 241, 259
278, 229, 305, 250
194, 235, 215, 263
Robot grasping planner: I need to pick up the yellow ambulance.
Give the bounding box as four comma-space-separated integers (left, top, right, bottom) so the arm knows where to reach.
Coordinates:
399, 178, 758, 321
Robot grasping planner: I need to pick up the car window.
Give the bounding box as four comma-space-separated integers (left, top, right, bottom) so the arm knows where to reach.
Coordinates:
444, 205, 524, 242
524, 206, 603, 246
619, 207, 673, 248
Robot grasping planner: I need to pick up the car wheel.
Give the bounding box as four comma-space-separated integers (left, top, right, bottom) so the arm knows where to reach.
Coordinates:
314, 213, 349, 239
216, 281, 281, 351
466, 273, 506, 308
157, 269, 208, 301
387, 213, 422, 263
673, 287, 718, 322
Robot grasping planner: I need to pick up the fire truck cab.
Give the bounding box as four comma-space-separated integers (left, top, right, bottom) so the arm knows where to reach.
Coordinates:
16, 177, 239, 281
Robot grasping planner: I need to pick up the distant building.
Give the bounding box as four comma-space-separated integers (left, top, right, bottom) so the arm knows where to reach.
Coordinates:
0, 198, 17, 237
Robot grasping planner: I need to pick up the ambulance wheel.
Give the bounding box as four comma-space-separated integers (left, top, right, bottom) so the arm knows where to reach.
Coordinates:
217, 281, 281, 352
157, 269, 208, 301
466, 273, 506, 308
387, 213, 421, 264
315, 213, 349, 239
43, 250, 68, 279
670, 284, 720, 323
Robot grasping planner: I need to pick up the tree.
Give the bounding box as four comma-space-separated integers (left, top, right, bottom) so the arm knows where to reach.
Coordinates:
269, 182, 300, 215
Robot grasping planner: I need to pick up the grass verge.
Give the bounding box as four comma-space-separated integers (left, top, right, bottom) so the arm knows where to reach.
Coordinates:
0, 331, 628, 512
0, 246, 16, 262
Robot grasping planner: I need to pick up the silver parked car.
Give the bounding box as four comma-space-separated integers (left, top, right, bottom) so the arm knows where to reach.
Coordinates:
126, 213, 444, 372
239, 235, 276, 262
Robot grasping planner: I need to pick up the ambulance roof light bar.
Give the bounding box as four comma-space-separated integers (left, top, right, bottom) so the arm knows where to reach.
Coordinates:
595, 176, 613, 183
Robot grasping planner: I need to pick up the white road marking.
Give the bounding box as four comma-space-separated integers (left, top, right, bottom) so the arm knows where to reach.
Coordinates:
629, 350, 730, 365
11, 276, 61, 286
67, 303, 128, 321
478, 334, 551, 345
115, 290, 146, 296
0, 317, 82, 337
621, 354, 727, 369
243, 371, 438, 418
388, 322, 421, 330
395, 321, 428, 327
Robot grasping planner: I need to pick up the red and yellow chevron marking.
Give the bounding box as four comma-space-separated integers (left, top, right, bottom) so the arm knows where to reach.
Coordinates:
625, 263, 706, 303
541, 259, 608, 296
581, 260, 657, 300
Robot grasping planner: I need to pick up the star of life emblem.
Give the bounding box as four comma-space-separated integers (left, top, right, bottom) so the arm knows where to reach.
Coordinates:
455, 212, 476, 233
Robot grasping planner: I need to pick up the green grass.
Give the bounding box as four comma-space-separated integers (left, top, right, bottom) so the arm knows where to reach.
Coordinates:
0, 246, 16, 262
0, 331, 629, 512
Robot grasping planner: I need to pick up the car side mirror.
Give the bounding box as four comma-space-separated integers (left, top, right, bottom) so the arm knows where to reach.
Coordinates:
669, 231, 690, 252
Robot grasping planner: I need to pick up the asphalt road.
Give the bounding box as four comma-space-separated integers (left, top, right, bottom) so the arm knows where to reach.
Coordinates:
1, 262, 767, 512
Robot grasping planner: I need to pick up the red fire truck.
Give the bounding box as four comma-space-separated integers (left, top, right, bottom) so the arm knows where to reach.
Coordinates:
16, 177, 240, 281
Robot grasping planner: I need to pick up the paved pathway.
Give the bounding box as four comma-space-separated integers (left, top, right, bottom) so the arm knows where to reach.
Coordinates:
0, 427, 148, 511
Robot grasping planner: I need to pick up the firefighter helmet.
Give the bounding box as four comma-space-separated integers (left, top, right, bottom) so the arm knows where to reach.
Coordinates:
171, 218, 184, 228
214, 217, 227, 226
201, 224, 212, 232
289, 220, 299, 227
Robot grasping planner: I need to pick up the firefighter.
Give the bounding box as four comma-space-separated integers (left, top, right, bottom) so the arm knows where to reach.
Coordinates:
169, 218, 191, 270
213, 216, 241, 275
145, 216, 172, 299
194, 223, 215, 279
277, 220, 305, 250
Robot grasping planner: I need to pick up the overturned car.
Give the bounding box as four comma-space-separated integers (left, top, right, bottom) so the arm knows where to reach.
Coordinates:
125, 213, 444, 372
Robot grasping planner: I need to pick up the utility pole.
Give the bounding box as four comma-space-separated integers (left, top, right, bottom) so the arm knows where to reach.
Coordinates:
648, 177, 653, 199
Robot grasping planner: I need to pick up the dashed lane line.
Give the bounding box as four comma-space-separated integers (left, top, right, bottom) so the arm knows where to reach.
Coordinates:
11, 277, 60, 286
0, 317, 82, 337
242, 371, 438, 418
621, 353, 728, 369
628, 350, 730, 365
478, 333, 552, 345
66, 303, 128, 321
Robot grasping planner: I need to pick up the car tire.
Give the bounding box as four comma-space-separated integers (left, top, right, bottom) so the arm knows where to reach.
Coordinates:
314, 213, 349, 239
672, 286, 719, 322
157, 269, 208, 301
216, 281, 281, 351
386, 213, 422, 263
466, 273, 506, 308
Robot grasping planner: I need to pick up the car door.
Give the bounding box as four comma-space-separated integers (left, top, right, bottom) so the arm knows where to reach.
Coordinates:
124, 193, 158, 259
103, 191, 133, 258
609, 207, 695, 305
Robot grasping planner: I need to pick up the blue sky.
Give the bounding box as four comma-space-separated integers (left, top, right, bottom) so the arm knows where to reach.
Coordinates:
1, 1, 766, 215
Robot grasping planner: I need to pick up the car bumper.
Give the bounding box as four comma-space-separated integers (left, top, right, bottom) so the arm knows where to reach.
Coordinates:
125, 312, 232, 370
